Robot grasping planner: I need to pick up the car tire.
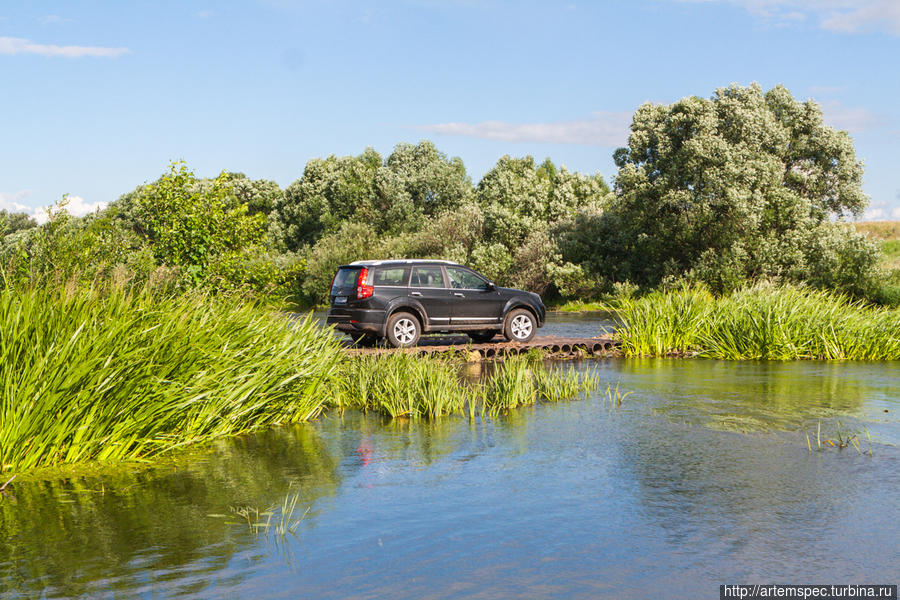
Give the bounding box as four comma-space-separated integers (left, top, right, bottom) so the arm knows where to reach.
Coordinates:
503, 309, 536, 343
468, 331, 496, 343
386, 312, 421, 348
351, 333, 379, 347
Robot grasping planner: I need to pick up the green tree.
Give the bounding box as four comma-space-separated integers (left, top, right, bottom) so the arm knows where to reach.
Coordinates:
223, 173, 283, 216
476, 156, 608, 248
272, 141, 471, 251
0, 210, 37, 237
132, 162, 265, 282
593, 83, 878, 294
383, 140, 472, 218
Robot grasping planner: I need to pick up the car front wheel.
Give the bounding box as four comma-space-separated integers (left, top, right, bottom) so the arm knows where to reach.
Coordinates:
503, 309, 536, 343
386, 312, 421, 348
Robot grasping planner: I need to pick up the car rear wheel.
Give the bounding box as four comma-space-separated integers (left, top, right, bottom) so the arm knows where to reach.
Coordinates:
503, 309, 536, 343
468, 331, 496, 343
386, 312, 420, 348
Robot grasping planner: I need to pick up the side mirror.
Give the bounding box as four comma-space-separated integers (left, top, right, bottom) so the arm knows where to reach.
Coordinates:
486, 282, 496, 291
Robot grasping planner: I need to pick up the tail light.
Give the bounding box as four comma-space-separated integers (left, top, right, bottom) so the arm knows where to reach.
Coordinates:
329, 272, 337, 294
357, 267, 374, 299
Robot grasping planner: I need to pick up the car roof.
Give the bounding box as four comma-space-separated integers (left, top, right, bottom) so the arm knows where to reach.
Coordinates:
346, 259, 461, 267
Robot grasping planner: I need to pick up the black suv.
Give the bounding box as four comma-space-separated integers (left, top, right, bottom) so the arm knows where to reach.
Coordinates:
326, 260, 546, 348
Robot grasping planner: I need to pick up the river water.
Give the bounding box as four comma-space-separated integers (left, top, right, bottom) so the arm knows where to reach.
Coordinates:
1, 315, 897, 599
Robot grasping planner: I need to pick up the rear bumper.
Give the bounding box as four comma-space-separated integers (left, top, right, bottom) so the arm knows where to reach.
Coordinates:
326, 307, 385, 335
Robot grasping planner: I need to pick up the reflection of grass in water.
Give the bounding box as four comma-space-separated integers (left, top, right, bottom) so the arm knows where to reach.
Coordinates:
0, 423, 341, 598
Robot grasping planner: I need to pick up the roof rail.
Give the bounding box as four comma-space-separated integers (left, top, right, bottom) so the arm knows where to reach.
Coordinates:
348, 259, 459, 266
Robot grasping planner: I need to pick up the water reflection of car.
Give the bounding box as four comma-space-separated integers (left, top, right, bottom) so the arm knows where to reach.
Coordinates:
326, 259, 546, 348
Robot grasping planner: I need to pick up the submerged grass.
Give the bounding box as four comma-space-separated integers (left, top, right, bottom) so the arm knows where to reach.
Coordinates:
806, 420, 873, 456
616, 284, 900, 360
0, 286, 343, 473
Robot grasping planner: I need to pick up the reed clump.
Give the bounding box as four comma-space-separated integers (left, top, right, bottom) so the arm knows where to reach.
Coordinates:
0, 286, 343, 472
332, 353, 598, 419
480, 355, 599, 416
330, 353, 468, 418
616, 284, 900, 360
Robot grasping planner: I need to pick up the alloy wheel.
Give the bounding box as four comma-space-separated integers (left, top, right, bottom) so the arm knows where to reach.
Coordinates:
510, 314, 533, 340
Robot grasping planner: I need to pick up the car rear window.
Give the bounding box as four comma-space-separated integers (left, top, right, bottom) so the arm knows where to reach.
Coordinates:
373, 267, 409, 286
331, 267, 361, 294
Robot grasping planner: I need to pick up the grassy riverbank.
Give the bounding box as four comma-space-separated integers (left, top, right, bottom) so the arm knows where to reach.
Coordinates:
616, 284, 900, 360
1, 288, 597, 474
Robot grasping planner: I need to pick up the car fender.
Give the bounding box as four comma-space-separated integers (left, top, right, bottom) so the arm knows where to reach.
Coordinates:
502, 299, 543, 327
383, 297, 428, 335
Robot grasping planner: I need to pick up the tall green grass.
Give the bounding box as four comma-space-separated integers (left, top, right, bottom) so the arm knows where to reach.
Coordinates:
0, 286, 343, 472
331, 353, 468, 418
480, 355, 599, 416
332, 353, 598, 419
616, 284, 900, 360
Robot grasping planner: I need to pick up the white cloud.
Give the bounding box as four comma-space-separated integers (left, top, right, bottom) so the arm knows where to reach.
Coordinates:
818, 100, 884, 133
39, 15, 70, 25
863, 207, 886, 220
419, 111, 632, 146
892, 206, 900, 219
0, 191, 106, 225
0, 36, 129, 58
196, 9, 214, 19
0, 190, 35, 214
681, 0, 900, 35
820, 1, 900, 34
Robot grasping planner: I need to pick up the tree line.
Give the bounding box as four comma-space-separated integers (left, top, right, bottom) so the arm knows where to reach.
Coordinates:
1, 83, 892, 305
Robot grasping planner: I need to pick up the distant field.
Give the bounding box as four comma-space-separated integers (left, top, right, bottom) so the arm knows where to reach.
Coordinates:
854, 220, 900, 241
855, 221, 900, 270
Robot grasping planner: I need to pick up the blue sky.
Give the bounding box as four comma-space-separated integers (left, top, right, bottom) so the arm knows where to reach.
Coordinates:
2, 0, 899, 221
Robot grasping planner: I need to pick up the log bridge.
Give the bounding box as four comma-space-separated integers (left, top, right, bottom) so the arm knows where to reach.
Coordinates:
344, 335, 621, 360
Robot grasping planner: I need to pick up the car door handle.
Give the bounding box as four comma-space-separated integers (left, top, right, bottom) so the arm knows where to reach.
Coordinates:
454, 292, 465, 297
410, 291, 422, 297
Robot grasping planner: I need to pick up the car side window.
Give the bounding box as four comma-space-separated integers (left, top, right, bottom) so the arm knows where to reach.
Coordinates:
373, 267, 409, 286
410, 266, 445, 288
447, 267, 488, 290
